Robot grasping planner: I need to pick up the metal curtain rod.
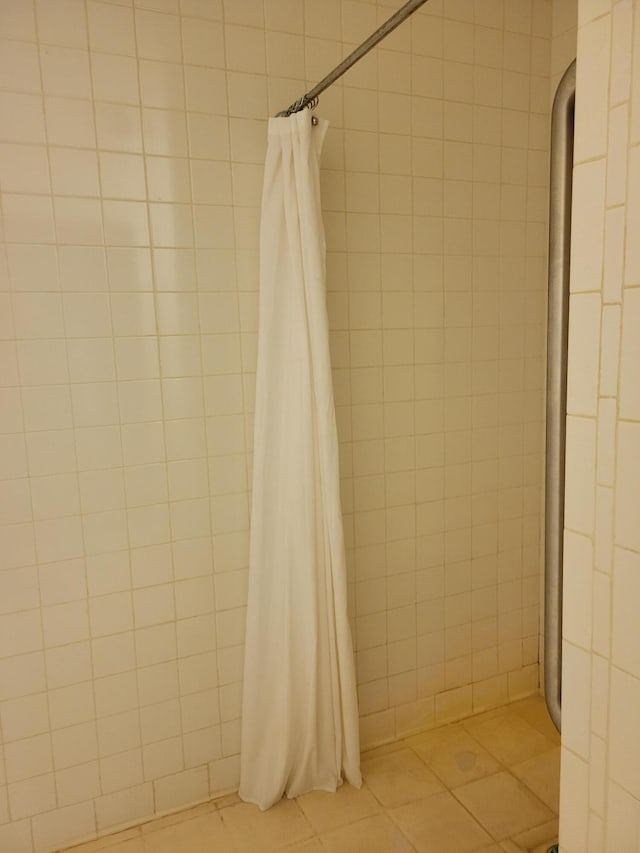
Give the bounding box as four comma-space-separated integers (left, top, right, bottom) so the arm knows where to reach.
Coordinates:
276, 0, 430, 117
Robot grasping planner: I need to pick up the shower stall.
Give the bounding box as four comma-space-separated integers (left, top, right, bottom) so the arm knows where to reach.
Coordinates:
0, 1, 593, 851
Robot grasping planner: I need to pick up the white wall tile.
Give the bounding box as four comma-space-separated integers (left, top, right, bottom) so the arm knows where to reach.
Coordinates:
562, 641, 592, 760
614, 422, 640, 553
36, 0, 88, 49
0, 39, 40, 92
610, 0, 633, 105
599, 304, 621, 398
564, 415, 596, 535
32, 802, 96, 853
611, 546, 640, 679
56, 760, 101, 806
46, 642, 92, 689
573, 14, 610, 162
94, 783, 154, 833
594, 485, 613, 573
563, 530, 593, 649
139, 698, 180, 746
596, 398, 616, 486
45, 96, 95, 149
135, 623, 176, 667
559, 748, 589, 853
138, 661, 179, 706
624, 145, 640, 286
605, 780, 640, 853
566, 292, 601, 415
0, 564, 38, 613
0, 145, 50, 195
135, 9, 182, 62
94, 671, 138, 720
0, 652, 46, 701
4, 734, 53, 783
609, 666, 640, 799
0, 2, 37, 40
153, 765, 208, 812
592, 570, 611, 658
142, 735, 183, 780
91, 54, 140, 105
97, 710, 140, 759
619, 288, 640, 418
606, 104, 629, 207
13, 292, 63, 338
8, 773, 56, 820
40, 46, 91, 99
590, 653, 609, 740
51, 721, 98, 770
48, 681, 95, 730
570, 160, 606, 293
87, 2, 136, 56
1, 695, 48, 751
0, 609, 43, 659
91, 632, 135, 679
35, 517, 84, 566
99, 748, 143, 794
0, 93, 45, 144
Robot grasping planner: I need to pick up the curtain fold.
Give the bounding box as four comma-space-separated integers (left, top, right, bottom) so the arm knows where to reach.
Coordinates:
239, 111, 362, 810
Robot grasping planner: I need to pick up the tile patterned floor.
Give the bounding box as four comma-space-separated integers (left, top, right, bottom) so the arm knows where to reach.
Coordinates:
64, 696, 560, 853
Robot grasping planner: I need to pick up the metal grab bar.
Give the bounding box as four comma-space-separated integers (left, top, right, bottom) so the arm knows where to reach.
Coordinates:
544, 59, 576, 734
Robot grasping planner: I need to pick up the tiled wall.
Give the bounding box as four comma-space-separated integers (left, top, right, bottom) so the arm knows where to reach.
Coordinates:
550, 0, 577, 94
0, 1, 550, 850
332, 0, 551, 745
559, 0, 640, 850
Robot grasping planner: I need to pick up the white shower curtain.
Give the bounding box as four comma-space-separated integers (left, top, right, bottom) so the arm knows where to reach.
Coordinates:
239, 111, 362, 810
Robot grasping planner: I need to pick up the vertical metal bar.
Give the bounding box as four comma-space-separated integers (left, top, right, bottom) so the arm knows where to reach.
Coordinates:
545, 59, 576, 734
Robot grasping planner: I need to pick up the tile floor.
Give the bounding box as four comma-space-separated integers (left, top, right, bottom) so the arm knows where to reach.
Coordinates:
63, 695, 560, 853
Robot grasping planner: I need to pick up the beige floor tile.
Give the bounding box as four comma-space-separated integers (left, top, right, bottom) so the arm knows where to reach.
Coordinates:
107, 843, 145, 853
141, 803, 215, 834
511, 748, 561, 813
510, 699, 561, 745
276, 840, 326, 853
66, 832, 144, 852
511, 818, 559, 851
453, 771, 554, 841
406, 724, 502, 788
361, 747, 444, 808
530, 843, 558, 853
463, 713, 556, 766
296, 782, 380, 833
390, 791, 493, 853
320, 814, 415, 853
220, 798, 313, 853
500, 836, 557, 853
361, 741, 406, 761
143, 811, 235, 852
214, 792, 243, 809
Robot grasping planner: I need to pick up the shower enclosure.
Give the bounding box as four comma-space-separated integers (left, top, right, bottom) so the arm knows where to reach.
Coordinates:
0, 1, 578, 849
